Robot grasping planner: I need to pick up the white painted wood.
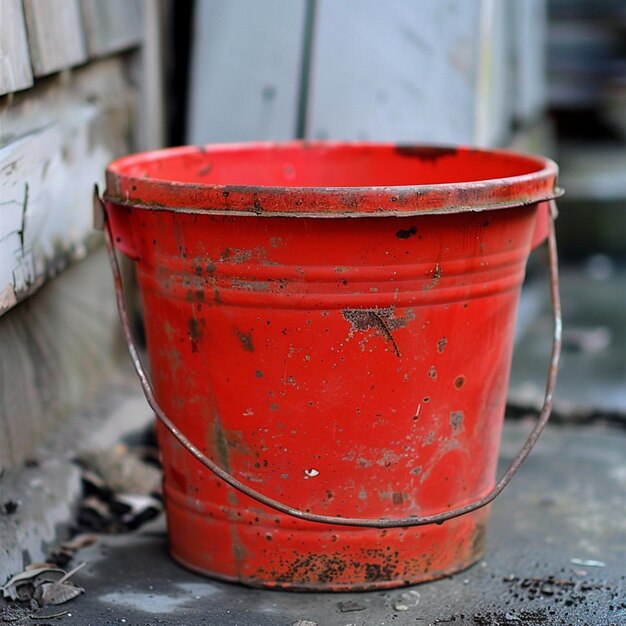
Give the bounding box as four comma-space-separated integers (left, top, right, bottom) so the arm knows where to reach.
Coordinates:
474, 0, 514, 147
0, 0, 34, 95
307, 0, 514, 146
307, 0, 481, 143
22, 0, 88, 76
0, 59, 135, 316
139, 0, 165, 150
187, 0, 307, 143
513, 0, 547, 125
80, 0, 143, 58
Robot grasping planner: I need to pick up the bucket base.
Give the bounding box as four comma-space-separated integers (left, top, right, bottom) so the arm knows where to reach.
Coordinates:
170, 549, 485, 592
165, 499, 490, 591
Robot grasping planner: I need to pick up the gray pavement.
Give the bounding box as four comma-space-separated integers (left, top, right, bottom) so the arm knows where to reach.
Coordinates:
32, 421, 626, 626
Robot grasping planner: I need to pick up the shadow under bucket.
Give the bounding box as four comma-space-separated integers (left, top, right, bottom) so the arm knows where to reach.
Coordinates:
100, 142, 562, 591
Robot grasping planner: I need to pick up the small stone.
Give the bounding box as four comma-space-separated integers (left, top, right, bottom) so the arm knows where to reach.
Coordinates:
338, 601, 366, 612
392, 590, 420, 611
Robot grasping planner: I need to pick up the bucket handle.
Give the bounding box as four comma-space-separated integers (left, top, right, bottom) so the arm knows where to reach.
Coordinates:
98, 189, 562, 529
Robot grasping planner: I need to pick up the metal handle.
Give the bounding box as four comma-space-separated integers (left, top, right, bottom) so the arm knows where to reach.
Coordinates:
100, 195, 561, 529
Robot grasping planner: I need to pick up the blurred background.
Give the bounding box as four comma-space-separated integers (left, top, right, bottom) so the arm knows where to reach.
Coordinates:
0, 0, 624, 613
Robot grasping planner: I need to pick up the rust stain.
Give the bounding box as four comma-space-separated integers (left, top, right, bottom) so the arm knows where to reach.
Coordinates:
395, 146, 458, 162
188, 318, 205, 353
236, 330, 254, 352
423, 263, 442, 291
213, 417, 231, 473
266, 548, 402, 587
342, 306, 413, 358
450, 411, 464, 434
454, 376, 465, 389
428, 365, 437, 380
437, 336, 448, 353
220, 245, 277, 266
470, 521, 487, 560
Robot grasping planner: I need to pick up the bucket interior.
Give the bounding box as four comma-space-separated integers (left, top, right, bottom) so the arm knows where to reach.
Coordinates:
107, 143, 553, 191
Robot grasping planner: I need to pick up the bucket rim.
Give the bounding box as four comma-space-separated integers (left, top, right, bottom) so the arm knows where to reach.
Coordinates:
104, 141, 562, 218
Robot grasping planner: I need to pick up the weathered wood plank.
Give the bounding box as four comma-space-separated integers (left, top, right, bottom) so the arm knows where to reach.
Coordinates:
307, 0, 482, 143
187, 0, 307, 143
22, 0, 88, 76
0, 0, 34, 95
512, 0, 547, 125
80, 0, 142, 58
474, 0, 514, 147
0, 58, 135, 316
306, 0, 514, 146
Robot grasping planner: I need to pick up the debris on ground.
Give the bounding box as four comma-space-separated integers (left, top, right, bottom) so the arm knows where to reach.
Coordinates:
392, 589, 421, 611
2, 562, 85, 607
1, 425, 163, 624
75, 442, 162, 534
78, 444, 161, 496
501, 573, 616, 607
48, 534, 97, 569
570, 557, 606, 568
472, 608, 551, 625
337, 600, 367, 613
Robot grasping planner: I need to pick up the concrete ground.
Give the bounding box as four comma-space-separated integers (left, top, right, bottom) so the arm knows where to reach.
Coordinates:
35, 422, 626, 626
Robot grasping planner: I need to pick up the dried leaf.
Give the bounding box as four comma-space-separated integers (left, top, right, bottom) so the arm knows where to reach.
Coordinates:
25, 563, 56, 571
49, 547, 74, 568
37, 581, 83, 606
34, 562, 86, 606
60, 533, 98, 551
80, 447, 161, 495
2, 568, 64, 601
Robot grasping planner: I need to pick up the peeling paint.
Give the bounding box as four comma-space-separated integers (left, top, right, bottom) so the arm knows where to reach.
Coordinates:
342, 306, 413, 357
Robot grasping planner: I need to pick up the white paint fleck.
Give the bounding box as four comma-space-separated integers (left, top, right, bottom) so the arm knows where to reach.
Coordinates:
304, 468, 319, 479
570, 558, 606, 568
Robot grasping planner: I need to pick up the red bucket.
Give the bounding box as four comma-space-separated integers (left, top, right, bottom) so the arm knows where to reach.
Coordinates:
100, 142, 561, 590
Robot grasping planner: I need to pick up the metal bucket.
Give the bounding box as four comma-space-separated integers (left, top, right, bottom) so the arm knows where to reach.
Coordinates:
99, 142, 562, 590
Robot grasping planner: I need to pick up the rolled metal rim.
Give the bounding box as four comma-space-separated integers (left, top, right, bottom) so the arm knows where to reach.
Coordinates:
104, 141, 562, 218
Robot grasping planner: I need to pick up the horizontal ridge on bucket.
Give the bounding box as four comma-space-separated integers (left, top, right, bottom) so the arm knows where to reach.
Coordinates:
102, 142, 561, 590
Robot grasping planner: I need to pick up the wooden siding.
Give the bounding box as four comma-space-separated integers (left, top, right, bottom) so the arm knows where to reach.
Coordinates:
22, 0, 88, 77
0, 0, 34, 95
80, 0, 143, 59
0, 59, 135, 316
